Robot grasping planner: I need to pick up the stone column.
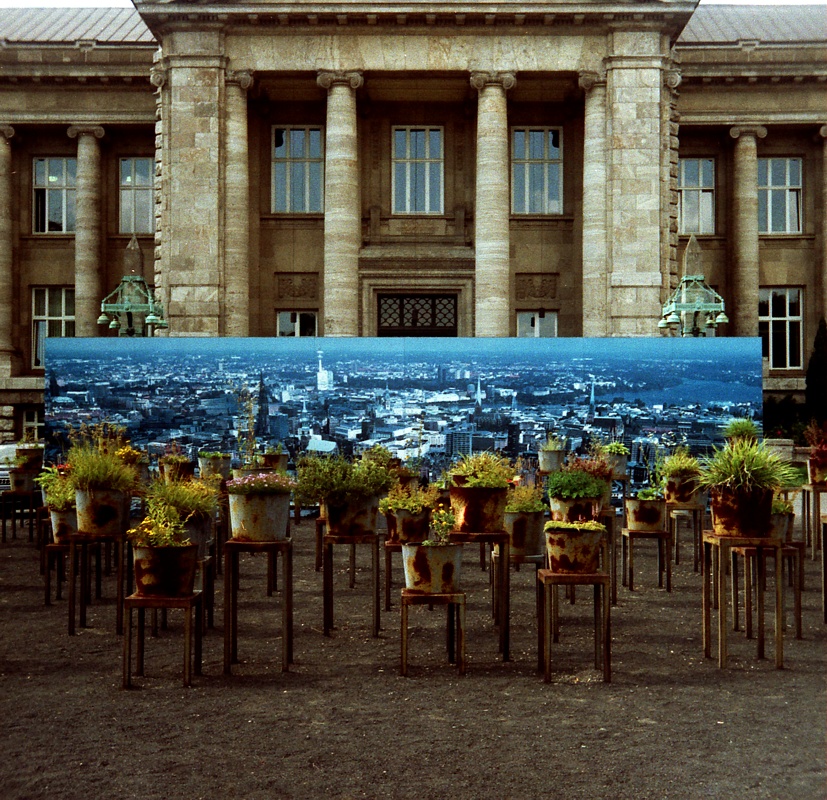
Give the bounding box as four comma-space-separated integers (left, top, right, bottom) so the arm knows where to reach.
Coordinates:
68, 125, 104, 338
470, 71, 514, 337
317, 71, 363, 337
820, 126, 827, 323
579, 72, 608, 337
0, 126, 14, 375
730, 125, 767, 337
224, 69, 253, 337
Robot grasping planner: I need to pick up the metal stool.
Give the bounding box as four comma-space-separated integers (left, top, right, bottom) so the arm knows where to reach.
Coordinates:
621, 527, 672, 592
400, 589, 466, 676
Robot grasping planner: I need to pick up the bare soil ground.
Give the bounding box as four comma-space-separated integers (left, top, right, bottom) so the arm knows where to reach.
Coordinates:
1, 515, 825, 800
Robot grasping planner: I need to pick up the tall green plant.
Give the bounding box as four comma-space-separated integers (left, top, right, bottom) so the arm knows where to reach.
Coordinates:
698, 440, 798, 493
450, 451, 513, 488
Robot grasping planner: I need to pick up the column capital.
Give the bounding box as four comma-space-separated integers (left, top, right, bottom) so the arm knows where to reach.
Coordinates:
67, 125, 104, 140
149, 64, 166, 88
470, 71, 516, 92
0, 125, 14, 141
664, 69, 682, 91
317, 71, 363, 91
729, 125, 767, 141
227, 69, 254, 91
578, 70, 605, 92
819, 125, 827, 139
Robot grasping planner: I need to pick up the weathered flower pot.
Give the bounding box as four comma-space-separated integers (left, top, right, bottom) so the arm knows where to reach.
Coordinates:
183, 511, 214, 558
769, 511, 793, 542
262, 453, 289, 470
538, 450, 564, 473
15, 446, 43, 472
132, 544, 198, 597
401, 542, 463, 593
198, 455, 232, 480
229, 492, 291, 541
664, 477, 703, 506
807, 458, 827, 486
504, 510, 546, 557
325, 495, 380, 536
385, 508, 431, 544
549, 495, 602, 523
49, 508, 77, 544
232, 466, 277, 480
545, 522, 606, 574
9, 468, 36, 493
606, 454, 628, 479
75, 488, 128, 537
160, 461, 195, 483
624, 498, 667, 532
710, 487, 773, 538
449, 485, 508, 532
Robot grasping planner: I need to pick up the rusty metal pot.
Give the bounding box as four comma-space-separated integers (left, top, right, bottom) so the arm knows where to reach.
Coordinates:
504, 510, 546, 557
183, 510, 214, 557
49, 508, 77, 544
198, 455, 232, 480
624, 498, 667, 532
548, 495, 602, 523
132, 544, 198, 597
325, 495, 379, 536
664, 477, 703, 506
538, 450, 564, 473
710, 487, 773, 537
545, 522, 606, 574
75, 488, 127, 537
769, 511, 793, 541
401, 542, 463, 593
229, 492, 290, 541
8, 468, 36, 493
385, 507, 431, 544
449, 485, 508, 532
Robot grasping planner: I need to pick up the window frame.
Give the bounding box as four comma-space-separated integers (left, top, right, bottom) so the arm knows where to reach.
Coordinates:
758, 287, 803, 370
119, 157, 155, 234
677, 157, 716, 235
271, 126, 325, 214
758, 157, 802, 235
516, 310, 558, 338
32, 157, 76, 234
276, 310, 318, 337
31, 286, 75, 369
510, 127, 564, 216
391, 126, 445, 216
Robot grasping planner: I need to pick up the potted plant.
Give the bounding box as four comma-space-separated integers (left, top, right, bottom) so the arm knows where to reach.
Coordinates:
769, 495, 794, 541
601, 440, 630, 479
624, 486, 667, 533
449, 451, 514, 532
159, 447, 195, 483
379, 483, 438, 544
698, 439, 798, 538
226, 470, 296, 541
127, 505, 199, 597
538, 434, 566, 473
803, 420, 827, 485
660, 447, 703, 505
146, 477, 219, 558
35, 464, 77, 543
544, 519, 607, 574
545, 468, 608, 523
401, 506, 463, 593
721, 417, 759, 444
262, 444, 289, 471
67, 442, 137, 537
503, 483, 546, 557
198, 451, 232, 480
14, 433, 44, 473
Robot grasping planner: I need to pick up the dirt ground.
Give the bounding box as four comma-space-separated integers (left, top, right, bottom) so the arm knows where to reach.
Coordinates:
1, 512, 825, 800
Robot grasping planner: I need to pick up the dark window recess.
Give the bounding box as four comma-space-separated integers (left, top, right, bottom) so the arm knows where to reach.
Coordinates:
377, 294, 457, 337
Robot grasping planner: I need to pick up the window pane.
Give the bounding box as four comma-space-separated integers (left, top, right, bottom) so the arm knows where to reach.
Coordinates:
789, 321, 801, 367
513, 130, 525, 160
290, 162, 305, 210
413, 162, 425, 212
682, 159, 699, 188
66, 159, 76, 186
516, 312, 535, 338
411, 130, 425, 159
512, 165, 525, 213
771, 320, 786, 368
394, 129, 406, 159
120, 159, 132, 185
65, 290, 75, 316
428, 130, 441, 159
308, 162, 322, 212
298, 313, 317, 337
770, 159, 786, 186
700, 191, 714, 233
64, 320, 75, 338
537, 313, 557, 337
528, 130, 544, 160
48, 159, 63, 184
135, 190, 152, 232
135, 158, 152, 186
34, 158, 46, 186
429, 162, 441, 212
771, 190, 786, 232
683, 191, 699, 233
394, 162, 406, 212
757, 159, 768, 186
771, 290, 786, 317
548, 130, 560, 159
547, 162, 560, 213
277, 311, 295, 336
47, 320, 62, 338
273, 129, 287, 158
273, 162, 287, 211
701, 159, 714, 186
33, 288, 46, 317
47, 191, 63, 231
48, 289, 62, 317
528, 163, 543, 213
309, 129, 322, 159
788, 289, 800, 316
759, 321, 769, 358
290, 129, 305, 158
120, 190, 134, 233
758, 290, 769, 317
758, 192, 768, 232
789, 158, 801, 185
33, 321, 46, 368
33, 189, 46, 233
66, 191, 76, 232
789, 190, 800, 233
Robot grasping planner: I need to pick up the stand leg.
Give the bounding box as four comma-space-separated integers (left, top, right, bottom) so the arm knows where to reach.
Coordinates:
717, 542, 727, 668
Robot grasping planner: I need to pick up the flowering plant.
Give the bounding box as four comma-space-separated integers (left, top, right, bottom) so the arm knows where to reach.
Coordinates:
226, 471, 296, 495
424, 507, 456, 545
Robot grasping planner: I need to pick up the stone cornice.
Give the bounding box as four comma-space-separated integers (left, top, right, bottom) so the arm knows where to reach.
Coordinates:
1, 111, 154, 125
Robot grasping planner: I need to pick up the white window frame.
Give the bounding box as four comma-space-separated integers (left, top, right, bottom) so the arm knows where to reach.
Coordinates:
271, 126, 324, 214
516, 310, 558, 338
391, 126, 444, 215
758, 157, 802, 234
759, 288, 803, 370
277, 311, 318, 337
511, 127, 563, 215
21, 409, 44, 442
119, 157, 154, 234
678, 157, 715, 235
32, 287, 75, 369
32, 157, 76, 234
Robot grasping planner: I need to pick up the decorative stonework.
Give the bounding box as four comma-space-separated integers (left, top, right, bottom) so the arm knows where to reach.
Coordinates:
226, 70, 254, 91
469, 71, 516, 91
729, 125, 768, 141
0, 126, 13, 141
278, 273, 319, 301
578, 70, 604, 92
67, 125, 104, 140
515, 274, 558, 301
317, 71, 363, 90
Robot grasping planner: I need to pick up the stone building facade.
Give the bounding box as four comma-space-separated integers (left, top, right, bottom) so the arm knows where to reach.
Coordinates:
0, 1, 825, 438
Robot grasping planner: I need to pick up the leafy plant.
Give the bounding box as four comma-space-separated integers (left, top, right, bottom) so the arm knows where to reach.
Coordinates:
544, 519, 607, 533
159, 453, 190, 466
698, 439, 799, 493
115, 444, 148, 466
226, 471, 296, 496
634, 486, 664, 501
504, 484, 545, 513
35, 464, 75, 511
545, 470, 607, 500
564, 455, 613, 484
721, 417, 759, 442
660, 447, 701, 479
602, 441, 629, 456
146, 478, 218, 519
540, 434, 565, 452
378, 483, 438, 515
771, 496, 794, 515
127, 505, 191, 548
66, 443, 137, 492
424, 506, 456, 545
450, 451, 514, 488
199, 451, 229, 460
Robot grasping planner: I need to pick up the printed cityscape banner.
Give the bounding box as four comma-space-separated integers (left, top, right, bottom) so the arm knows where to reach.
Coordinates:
44, 337, 763, 477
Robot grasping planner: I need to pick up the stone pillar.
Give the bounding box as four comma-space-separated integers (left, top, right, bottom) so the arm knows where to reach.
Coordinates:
730, 125, 767, 337
317, 71, 362, 337
0, 126, 14, 376
68, 125, 104, 338
820, 126, 827, 323
224, 69, 253, 337
579, 72, 608, 337
470, 71, 514, 337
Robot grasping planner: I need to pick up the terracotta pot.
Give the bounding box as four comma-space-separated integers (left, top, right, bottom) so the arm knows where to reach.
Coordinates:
49, 508, 77, 544
545, 522, 606, 574
229, 492, 291, 541
807, 458, 827, 486
664, 477, 703, 506
198, 455, 232, 480
401, 542, 463, 593
325, 495, 379, 536
549, 495, 602, 523
132, 544, 198, 597
710, 487, 773, 538
624, 498, 667, 532
449, 485, 508, 532
75, 488, 128, 537
504, 510, 546, 557
385, 507, 431, 544
538, 450, 564, 473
